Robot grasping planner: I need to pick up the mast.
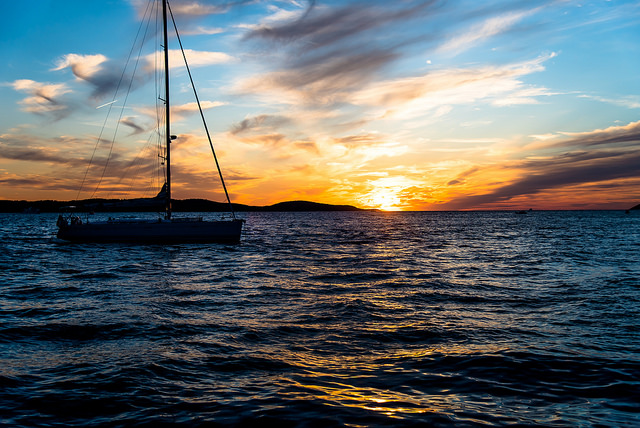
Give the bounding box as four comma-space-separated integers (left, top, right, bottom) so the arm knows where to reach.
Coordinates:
162, 0, 172, 219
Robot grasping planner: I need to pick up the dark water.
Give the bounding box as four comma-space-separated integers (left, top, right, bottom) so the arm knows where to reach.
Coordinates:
1, 211, 638, 427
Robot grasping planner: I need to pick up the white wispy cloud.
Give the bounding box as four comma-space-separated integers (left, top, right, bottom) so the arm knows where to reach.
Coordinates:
350, 53, 555, 118
136, 100, 224, 123
578, 94, 640, 109
129, 0, 225, 18
437, 7, 541, 56
52, 54, 108, 81
144, 49, 233, 72
51, 53, 125, 99
171, 100, 224, 120
180, 26, 224, 36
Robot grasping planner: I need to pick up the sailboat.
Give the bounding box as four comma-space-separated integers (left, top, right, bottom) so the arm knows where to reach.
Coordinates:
57, 0, 243, 243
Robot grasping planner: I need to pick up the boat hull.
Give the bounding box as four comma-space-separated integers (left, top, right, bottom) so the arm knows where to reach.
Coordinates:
57, 218, 244, 244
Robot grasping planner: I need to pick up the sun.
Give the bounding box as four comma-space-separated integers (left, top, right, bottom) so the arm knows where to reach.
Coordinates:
363, 190, 402, 211
357, 176, 419, 211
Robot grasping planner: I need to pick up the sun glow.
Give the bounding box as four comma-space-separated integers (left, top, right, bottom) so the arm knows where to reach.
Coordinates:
365, 191, 402, 211
358, 177, 417, 211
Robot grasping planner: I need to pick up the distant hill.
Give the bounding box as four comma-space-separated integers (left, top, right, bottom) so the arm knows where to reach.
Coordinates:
0, 198, 370, 213
170, 199, 367, 212
260, 201, 365, 212
630, 203, 640, 211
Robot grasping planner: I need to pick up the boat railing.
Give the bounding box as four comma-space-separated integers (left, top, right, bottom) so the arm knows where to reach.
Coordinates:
170, 216, 204, 222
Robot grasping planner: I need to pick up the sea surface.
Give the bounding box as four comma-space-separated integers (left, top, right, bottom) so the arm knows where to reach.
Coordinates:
1, 210, 638, 427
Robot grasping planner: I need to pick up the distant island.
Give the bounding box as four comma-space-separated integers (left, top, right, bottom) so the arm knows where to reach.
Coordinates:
0, 198, 372, 213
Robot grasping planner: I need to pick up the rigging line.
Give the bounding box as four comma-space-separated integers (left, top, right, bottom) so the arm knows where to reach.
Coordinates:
167, 0, 237, 219
76, 0, 155, 201
91, 0, 156, 199
121, 134, 156, 197
117, 5, 163, 198
119, 132, 155, 196
114, 10, 163, 198
156, 5, 167, 187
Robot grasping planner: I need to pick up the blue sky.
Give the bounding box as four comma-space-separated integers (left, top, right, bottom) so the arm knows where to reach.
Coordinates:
1, 0, 639, 210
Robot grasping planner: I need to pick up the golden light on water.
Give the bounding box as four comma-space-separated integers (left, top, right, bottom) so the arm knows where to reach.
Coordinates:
289, 380, 437, 418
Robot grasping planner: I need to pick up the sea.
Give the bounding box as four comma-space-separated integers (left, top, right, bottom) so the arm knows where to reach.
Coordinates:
1, 210, 638, 427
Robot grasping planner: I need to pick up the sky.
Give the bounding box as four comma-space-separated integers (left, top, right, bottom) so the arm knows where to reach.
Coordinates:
1, 0, 639, 211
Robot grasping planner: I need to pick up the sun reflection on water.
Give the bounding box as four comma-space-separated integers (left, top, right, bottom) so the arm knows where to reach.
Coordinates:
284, 378, 439, 419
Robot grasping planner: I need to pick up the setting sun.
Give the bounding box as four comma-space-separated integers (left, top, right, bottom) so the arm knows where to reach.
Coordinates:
364, 191, 402, 211
357, 177, 417, 211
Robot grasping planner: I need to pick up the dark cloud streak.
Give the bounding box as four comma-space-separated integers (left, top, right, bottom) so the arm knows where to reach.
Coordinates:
241, 1, 442, 104
0, 144, 85, 166
120, 117, 147, 135
447, 166, 480, 186
230, 114, 291, 135
246, 1, 436, 52
439, 121, 640, 209
441, 150, 640, 209
556, 121, 640, 149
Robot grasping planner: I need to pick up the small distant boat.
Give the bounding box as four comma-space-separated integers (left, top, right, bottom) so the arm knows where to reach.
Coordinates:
57, 0, 243, 243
